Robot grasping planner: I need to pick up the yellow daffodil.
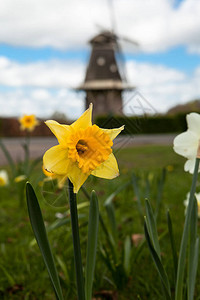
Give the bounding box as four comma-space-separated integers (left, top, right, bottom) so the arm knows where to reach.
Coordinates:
42, 166, 67, 189
43, 104, 124, 193
0, 170, 9, 186
19, 114, 39, 132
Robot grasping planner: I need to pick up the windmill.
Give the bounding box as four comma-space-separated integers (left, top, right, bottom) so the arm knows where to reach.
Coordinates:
76, 1, 138, 117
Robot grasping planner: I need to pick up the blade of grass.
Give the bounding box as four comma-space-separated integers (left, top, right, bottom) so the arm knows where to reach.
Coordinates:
99, 215, 117, 263
175, 158, 200, 300
144, 219, 171, 300
47, 214, 86, 232
0, 264, 15, 286
26, 182, 64, 300
167, 210, 178, 281
85, 191, 99, 300
0, 139, 16, 177
155, 168, 166, 218
145, 199, 161, 258
105, 202, 117, 240
104, 180, 130, 206
132, 172, 143, 220
123, 236, 131, 276
188, 198, 199, 300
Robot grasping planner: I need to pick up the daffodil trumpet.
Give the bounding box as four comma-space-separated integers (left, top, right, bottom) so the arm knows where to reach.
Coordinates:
43, 103, 124, 193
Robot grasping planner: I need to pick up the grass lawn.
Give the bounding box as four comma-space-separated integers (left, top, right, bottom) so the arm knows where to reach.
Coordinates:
0, 145, 199, 299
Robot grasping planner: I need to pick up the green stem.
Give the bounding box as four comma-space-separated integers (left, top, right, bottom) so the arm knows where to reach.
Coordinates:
175, 158, 200, 300
24, 133, 30, 176
68, 179, 85, 300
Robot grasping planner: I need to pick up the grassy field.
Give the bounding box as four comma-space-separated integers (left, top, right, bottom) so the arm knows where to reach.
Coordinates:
0, 145, 199, 299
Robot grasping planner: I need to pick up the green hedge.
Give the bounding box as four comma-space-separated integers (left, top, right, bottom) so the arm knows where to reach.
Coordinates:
95, 113, 187, 135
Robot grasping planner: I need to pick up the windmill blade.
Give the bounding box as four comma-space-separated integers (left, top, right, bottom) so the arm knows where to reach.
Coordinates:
106, 0, 139, 47
95, 23, 110, 33
118, 35, 139, 47
107, 0, 117, 33
115, 40, 127, 82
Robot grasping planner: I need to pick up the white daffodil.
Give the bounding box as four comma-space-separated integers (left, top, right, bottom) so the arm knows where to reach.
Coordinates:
173, 112, 200, 173
184, 192, 200, 218
0, 170, 9, 186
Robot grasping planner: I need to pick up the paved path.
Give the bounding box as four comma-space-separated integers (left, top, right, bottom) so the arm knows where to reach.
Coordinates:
0, 134, 176, 166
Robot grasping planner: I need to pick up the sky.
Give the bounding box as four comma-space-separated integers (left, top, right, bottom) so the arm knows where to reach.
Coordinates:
0, 0, 200, 119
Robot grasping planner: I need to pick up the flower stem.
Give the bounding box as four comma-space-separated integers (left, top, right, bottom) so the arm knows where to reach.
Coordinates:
68, 179, 85, 300
175, 158, 200, 300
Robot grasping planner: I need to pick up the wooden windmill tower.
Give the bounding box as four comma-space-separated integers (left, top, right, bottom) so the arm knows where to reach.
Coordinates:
77, 30, 137, 117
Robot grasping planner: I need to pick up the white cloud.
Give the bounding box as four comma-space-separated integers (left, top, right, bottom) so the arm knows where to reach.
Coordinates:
125, 59, 200, 113
187, 45, 200, 55
0, 87, 85, 119
0, 55, 200, 118
0, 56, 85, 88
0, 0, 200, 53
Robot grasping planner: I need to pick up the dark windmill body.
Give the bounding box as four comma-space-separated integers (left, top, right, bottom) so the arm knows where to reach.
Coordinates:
77, 31, 135, 117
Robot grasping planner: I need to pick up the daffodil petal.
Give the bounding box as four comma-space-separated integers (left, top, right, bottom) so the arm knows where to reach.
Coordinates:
71, 103, 93, 130
45, 120, 70, 146
173, 130, 198, 159
43, 145, 70, 175
57, 174, 68, 188
101, 125, 125, 141
187, 113, 200, 136
91, 153, 119, 179
67, 162, 89, 193
184, 158, 197, 174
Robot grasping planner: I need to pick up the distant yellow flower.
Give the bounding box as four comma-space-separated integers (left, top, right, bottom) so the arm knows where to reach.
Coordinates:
14, 175, 27, 183
0, 170, 9, 186
42, 166, 67, 189
19, 114, 39, 132
43, 104, 124, 193
166, 165, 174, 172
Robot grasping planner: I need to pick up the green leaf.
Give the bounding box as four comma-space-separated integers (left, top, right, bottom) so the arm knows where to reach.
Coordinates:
155, 168, 166, 218
99, 214, 117, 264
145, 199, 161, 258
132, 173, 143, 220
105, 202, 117, 240
0, 264, 15, 286
85, 191, 99, 300
26, 182, 64, 300
123, 236, 131, 276
144, 219, 171, 300
0, 139, 16, 177
47, 213, 86, 232
104, 180, 130, 206
167, 210, 178, 281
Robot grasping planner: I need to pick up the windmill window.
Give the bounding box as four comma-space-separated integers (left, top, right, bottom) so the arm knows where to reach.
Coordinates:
97, 56, 106, 66
110, 64, 117, 73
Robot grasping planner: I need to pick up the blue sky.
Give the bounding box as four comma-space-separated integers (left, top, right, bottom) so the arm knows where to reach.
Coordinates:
0, 0, 200, 118
0, 44, 199, 74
